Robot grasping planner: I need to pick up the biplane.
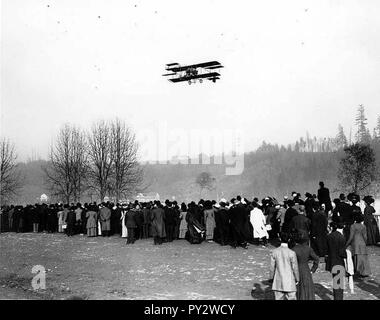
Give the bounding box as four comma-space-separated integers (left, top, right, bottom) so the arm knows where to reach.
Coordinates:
163, 61, 223, 84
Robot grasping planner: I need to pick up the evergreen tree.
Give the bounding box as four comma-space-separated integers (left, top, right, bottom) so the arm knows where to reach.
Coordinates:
373, 116, 380, 142
355, 104, 371, 143
336, 124, 348, 149
338, 143, 378, 194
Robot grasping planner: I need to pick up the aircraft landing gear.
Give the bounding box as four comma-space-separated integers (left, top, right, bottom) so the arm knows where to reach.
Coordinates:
199, 79, 203, 83
188, 80, 192, 85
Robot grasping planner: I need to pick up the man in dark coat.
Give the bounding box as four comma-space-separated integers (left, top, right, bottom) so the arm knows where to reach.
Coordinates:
125, 206, 137, 244
13, 206, 22, 233
304, 193, 315, 218
134, 205, 144, 239
229, 197, 248, 249
289, 205, 311, 241
173, 202, 181, 240
41, 204, 49, 232
214, 200, 230, 245
317, 181, 332, 215
65, 205, 77, 236
333, 194, 353, 240
47, 204, 57, 233
282, 200, 298, 234
326, 219, 347, 300
150, 201, 166, 245
164, 201, 176, 242
142, 203, 151, 239
310, 203, 328, 257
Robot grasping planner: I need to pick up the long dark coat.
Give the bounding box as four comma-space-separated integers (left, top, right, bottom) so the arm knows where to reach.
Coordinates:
334, 201, 353, 224
125, 210, 137, 228
292, 243, 319, 300
290, 214, 311, 238
282, 207, 298, 233
317, 186, 332, 211
150, 207, 166, 238
229, 203, 250, 241
363, 205, 380, 245
310, 210, 328, 257
326, 231, 347, 272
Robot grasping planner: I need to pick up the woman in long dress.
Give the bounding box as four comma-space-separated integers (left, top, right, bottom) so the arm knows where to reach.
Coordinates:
120, 206, 128, 238
86, 206, 98, 237
292, 235, 319, 300
363, 196, 380, 245
179, 203, 188, 239
57, 207, 65, 233
204, 201, 216, 242
346, 214, 371, 277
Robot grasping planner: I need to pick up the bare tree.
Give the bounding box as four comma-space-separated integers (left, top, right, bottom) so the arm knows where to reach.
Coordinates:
110, 119, 143, 202
195, 171, 215, 198
0, 138, 23, 204
87, 120, 114, 201
43, 124, 88, 203
70, 128, 89, 202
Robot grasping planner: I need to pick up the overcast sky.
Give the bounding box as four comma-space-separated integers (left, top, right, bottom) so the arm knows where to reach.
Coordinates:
1, 0, 380, 162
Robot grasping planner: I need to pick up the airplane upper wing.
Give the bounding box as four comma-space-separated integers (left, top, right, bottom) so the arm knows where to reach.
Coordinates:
168, 72, 220, 82
166, 61, 223, 72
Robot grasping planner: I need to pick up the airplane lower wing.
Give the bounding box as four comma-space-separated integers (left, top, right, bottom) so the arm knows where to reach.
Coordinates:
169, 72, 220, 82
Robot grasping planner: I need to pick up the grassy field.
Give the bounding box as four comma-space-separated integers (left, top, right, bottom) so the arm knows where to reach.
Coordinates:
0, 232, 379, 300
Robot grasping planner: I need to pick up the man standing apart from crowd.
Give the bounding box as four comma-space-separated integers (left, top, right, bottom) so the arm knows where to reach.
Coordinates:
317, 181, 332, 216
269, 232, 299, 300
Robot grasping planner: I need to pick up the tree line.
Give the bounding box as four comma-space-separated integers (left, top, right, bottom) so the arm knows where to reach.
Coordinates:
257, 104, 380, 153
1, 105, 380, 204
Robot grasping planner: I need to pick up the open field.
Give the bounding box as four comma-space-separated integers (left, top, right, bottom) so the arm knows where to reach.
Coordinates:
0, 232, 379, 300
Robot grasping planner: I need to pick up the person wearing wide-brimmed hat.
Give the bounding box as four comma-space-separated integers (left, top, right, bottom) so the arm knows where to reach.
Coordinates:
282, 200, 298, 234
291, 232, 319, 300
363, 196, 380, 245
346, 214, 371, 277
203, 200, 216, 242
214, 199, 229, 245
86, 204, 98, 237
150, 201, 166, 245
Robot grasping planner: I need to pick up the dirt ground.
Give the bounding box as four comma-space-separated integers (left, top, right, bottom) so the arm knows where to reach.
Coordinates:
0, 232, 379, 300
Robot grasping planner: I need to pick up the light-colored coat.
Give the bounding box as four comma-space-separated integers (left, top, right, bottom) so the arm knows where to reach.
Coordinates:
270, 244, 299, 292
204, 208, 216, 240
99, 206, 111, 231
120, 211, 128, 238
250, 207, 269, 239
346, 222, 368, 255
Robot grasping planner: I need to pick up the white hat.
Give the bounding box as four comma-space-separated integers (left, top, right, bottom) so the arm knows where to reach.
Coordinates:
220, 198, 227, 203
